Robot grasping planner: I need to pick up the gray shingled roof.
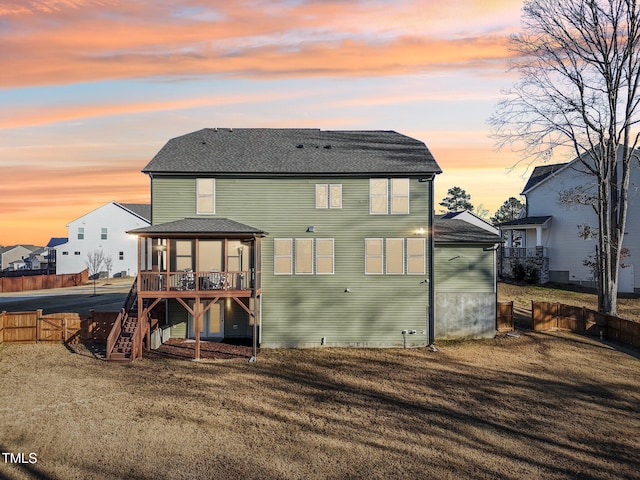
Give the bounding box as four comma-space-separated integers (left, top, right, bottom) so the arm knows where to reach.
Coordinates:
434, 216, 503, 244
143, 128, 442, 176
118, 203, 151, 222
498, 216, 552, 227
129, 218, 266, 236
522, 163, 568, 193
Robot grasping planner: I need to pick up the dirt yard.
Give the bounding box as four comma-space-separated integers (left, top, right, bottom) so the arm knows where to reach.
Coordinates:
1, 331, 639, 480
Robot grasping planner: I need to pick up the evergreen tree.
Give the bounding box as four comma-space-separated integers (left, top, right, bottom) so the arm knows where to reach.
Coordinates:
439, 186, 473, 213
491, 197, 524, 224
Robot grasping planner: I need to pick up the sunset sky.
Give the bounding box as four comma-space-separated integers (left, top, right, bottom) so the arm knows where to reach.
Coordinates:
1, 0, 544, 246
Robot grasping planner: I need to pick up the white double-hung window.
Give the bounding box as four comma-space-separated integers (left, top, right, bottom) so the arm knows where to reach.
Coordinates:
316, 184, 342, 209
196, 178, 215, 214
370, 178, 409, 214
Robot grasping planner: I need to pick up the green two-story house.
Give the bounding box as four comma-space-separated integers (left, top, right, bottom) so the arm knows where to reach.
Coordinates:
127, 128, 447, 357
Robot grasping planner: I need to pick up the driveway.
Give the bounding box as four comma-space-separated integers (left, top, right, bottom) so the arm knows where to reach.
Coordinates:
0, 278, 133, 316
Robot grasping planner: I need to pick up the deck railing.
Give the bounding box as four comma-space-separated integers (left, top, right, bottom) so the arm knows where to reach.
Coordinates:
139, 270, 254, 292
502, 247, 547, 258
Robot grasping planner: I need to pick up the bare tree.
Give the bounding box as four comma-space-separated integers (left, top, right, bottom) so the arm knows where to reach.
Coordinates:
490, 0, 640, 315
103, 255, 113, 279
86, 249, 105, 295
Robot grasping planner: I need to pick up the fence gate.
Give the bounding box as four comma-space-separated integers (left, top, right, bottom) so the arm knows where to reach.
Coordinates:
532, 302, 557, 331
497, 301, 514, 332
38, 317, 64, 343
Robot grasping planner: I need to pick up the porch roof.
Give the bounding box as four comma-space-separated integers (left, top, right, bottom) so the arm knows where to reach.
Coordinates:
498, 216, 552, 229
128, 217, 267, 236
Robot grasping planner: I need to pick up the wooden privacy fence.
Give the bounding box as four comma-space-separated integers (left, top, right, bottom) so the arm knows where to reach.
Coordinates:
497, 301, 514, 332
0, 309, 118, 345
531, 302, 640, 349
0, 269, 88, 293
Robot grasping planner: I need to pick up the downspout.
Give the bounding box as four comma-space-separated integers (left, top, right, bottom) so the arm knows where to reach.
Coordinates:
250, 233, 258, 363
428, 178, 435, 346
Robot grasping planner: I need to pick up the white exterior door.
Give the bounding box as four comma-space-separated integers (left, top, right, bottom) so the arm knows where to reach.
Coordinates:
189, 301, 224, 339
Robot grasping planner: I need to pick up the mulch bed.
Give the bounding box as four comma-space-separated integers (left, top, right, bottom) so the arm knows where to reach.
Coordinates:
150, 338, 256, 361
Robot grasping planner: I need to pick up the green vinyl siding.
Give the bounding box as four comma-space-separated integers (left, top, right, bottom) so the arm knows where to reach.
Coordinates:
168, 299, 188, 338
153, 175, 433, 347
434, 244, 495, 293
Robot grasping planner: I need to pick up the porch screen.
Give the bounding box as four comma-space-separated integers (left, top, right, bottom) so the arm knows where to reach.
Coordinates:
173, 240, 193, 271
199, 240, 223, 272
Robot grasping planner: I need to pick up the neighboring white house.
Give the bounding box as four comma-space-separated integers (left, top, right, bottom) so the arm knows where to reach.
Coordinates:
54, 202, 151, 277
499, 149, 640, 293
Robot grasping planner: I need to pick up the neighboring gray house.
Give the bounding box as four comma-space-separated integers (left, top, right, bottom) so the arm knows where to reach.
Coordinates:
499, 149, 640, 293
0, 245, 39, 272
111, 128, 503, 360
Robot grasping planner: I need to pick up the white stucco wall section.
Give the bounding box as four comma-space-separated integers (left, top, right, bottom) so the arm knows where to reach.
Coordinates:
54, 202, 150, 277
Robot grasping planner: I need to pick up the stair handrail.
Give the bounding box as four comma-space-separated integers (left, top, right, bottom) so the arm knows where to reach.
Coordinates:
130, 312, 150, 360
123, 276, 138, 315
106, 308, 125, 360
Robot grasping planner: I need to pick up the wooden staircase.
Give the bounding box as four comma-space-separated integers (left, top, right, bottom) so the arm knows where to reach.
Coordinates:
109, 315, 138, 361
106, 278, 150, 362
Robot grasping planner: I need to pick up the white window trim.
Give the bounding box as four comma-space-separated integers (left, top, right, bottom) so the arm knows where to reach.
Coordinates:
390, 178, 410, 215
369, 179, 388, 215
294, 238, 314, 275
406, 237, 426, 275
315, 184, 328, 209
315, 238, 335, 275
274, 238, 293, 275
385, 238, 405, 275
365, 238, 384, 275
316, 184, 342, 209
329, 184, 342, 209
196, 178, 216, 215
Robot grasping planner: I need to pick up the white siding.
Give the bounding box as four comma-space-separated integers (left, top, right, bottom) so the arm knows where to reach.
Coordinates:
55, 202, 149, 277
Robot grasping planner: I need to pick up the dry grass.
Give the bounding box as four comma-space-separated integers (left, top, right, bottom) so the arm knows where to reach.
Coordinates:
498, 281, 640, 321
1, 332, 639, 480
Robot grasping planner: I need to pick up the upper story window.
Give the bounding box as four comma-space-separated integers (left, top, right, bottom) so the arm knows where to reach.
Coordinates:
369, 178, 410, 215
390, 178, 410, 214
101, 228, 108, 240
77, 227, 84, 240
196, 178, 215, 215
315, 184, 342, 209
369, 179, 388, 214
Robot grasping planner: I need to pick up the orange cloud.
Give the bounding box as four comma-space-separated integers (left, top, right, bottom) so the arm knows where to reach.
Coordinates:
1, 0, 517, 87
